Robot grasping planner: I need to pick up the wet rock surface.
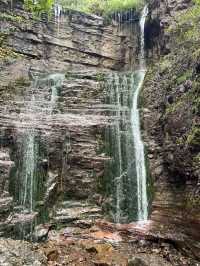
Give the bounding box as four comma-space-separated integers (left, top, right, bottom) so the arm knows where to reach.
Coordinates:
0, 2, 137, 238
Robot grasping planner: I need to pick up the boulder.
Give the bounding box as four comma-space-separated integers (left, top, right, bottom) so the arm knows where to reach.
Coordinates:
128, 257, 148, 266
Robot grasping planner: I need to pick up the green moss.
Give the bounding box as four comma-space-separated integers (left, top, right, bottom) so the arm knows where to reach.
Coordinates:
176, 70, 193, 85
15, 77, 31, 87
96, 73, 106, 82
1, 77, 30, 100
167, 3, 200, 44
159, 58, 172, 74
0, 13, 23, 23
166, 100, 183, 115
0, 47, 20, 61
186, 192, 200, 210
193, 97, 200, 115
192, 47, 200, 60
186, 126, 200, 146
193, 153, 200, 164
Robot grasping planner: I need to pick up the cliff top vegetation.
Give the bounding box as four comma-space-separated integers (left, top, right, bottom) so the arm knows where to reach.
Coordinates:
24, 0, 144, 16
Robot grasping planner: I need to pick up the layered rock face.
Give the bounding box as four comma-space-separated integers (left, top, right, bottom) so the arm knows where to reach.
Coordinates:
0, 2, 140, 236
142, 0, 200, 259
0, 0, 199, 263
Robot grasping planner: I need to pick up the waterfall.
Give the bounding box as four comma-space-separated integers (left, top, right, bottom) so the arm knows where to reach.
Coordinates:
54, 1, 62, 35
20, 131, 37, 212
104, 5, 148, 223
115, 74, 123, 223
16, 72, 64, 231
131, 5, 148, 221
48, 73, 64, 113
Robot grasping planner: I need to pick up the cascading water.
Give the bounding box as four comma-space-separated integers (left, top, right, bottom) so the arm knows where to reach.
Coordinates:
106, 73, 137, 223
20, 131, 37, 213
131, 5, 148, 221
115, 74, 123, 223
54, 1, 62, 35
105, 5, 148, 223
11, 72, 64, 238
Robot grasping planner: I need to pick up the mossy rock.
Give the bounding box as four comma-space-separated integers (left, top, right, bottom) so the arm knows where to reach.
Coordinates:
165, 100, 183, 115
159, 58, 172, 74
186, 126, 200, 146
0, 13, 23, 23
176, 70, 193, 85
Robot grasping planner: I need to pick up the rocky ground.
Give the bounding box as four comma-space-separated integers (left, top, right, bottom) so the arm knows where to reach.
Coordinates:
1, 220, 199, 266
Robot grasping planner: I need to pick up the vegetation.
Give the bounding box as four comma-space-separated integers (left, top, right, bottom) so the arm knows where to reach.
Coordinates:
0, 31, 20, 61
168, 0, 200, 43
186, 126, 200, 146
24, 0, 144, 16
0, 12, 23, 23
24, 0, 54, 14
176, 70, 192, 85
61, 0, 144, 15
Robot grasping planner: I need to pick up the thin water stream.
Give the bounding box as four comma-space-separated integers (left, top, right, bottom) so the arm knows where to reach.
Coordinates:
132, 5, 148, 221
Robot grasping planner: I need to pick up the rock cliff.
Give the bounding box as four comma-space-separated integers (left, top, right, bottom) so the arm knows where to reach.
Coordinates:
0, 1, 140, 236
142, 0, 200, 259
0, 0, 199, 264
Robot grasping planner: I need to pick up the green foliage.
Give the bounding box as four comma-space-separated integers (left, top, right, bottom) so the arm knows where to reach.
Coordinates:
186, 126, 200, 146
24, 0, 54, 15
0, 31, 20, 61
24, 0, 144, 16
193, 153, 200, 163
168, 0, 200, 43
159, 58, 172, 74
186, 190, 200, 210
176, 70, 192, 85
0, 47, 18, 60
194, 0, 200, 5
165, 100, 183, 115
0, 12, 23, 23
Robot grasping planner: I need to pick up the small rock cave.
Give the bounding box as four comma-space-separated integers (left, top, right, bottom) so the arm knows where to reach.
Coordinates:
144, 16, 169, 58
145, 17, 161, 49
